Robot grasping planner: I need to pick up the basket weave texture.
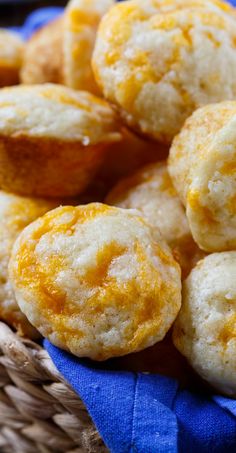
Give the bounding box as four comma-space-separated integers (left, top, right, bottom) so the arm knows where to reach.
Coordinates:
0, 322, 107, 453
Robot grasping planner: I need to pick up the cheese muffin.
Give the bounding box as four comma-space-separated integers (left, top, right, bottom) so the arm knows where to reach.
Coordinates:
21, 0, 113, 93
63, 0, 114, 93
0, 84, 121, 198
169, 101, 236, 252
173, 252, 236, 397
93, 0, 236, 143
106, 162, 204, 277
20, 17, 63, 85
0, 191, 57, 338
9, 203, 181, 361
0, 30, 24, 87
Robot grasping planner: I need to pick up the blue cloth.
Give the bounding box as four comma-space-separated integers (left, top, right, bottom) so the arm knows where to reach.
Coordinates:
45, 342, 236, 453
10, 2, 236, 452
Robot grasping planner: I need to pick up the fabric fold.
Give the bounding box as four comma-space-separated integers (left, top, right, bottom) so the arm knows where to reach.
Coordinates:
45, 341, 236, 453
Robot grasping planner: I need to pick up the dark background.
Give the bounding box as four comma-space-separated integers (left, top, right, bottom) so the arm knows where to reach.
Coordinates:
0, 1, 67, 26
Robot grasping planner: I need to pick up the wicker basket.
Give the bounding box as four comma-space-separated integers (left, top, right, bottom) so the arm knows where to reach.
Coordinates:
0, 322, 107, 453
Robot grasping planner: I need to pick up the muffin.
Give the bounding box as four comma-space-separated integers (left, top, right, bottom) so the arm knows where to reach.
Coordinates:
63, 0, 114, 93
0, 29, 24, 87
20, 17, 63, 85
0, 84, 121, 198
21, 0, 114, 93
106, 162, 204, 277
168, 101, 236, 252
0, 190, 57, 338
92, 0, 236, 142
9, 203, 181, 361
173, 252, 236, 397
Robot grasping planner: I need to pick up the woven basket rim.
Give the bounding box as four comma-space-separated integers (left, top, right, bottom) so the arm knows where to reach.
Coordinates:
0, 321, 107, 453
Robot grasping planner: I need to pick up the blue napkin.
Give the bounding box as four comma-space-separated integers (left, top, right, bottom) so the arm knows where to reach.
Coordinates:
45, 341, 236, 453
10, 3, 236, 452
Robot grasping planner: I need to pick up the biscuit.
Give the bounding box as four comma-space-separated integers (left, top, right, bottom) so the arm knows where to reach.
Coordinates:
0, 84, 121, 198
92, 0, 236, 142
168, 101, 236, 252
173, 252, 236, 397
63, 0, 114, 93
0, 190, 57, 338
20, 17, 63, 85
9, 203, 181, 360
106, 162, 204, 277
0, 29, 24, 87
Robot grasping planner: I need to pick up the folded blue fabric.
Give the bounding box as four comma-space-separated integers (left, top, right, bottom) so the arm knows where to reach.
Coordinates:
10, 2, 236, 452
45, 341, 236, 453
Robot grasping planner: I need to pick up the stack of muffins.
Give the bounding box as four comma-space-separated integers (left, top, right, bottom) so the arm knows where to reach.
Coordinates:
0, 0, 235, 398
